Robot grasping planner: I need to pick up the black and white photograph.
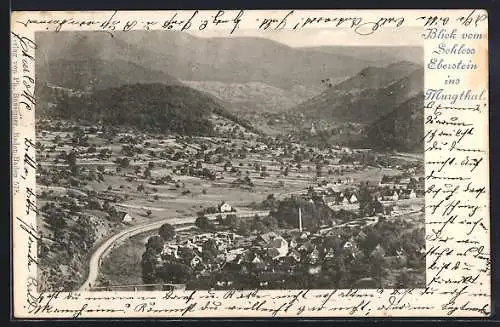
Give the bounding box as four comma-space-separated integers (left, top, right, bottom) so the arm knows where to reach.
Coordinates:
34, 29, 426, 293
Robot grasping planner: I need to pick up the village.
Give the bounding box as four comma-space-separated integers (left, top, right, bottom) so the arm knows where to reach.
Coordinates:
146, 194, 425, 290
35, 117, 425, 291
143, 170, 426, 290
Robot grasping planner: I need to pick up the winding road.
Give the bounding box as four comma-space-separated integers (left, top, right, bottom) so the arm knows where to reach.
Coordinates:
78, 209, 269, 292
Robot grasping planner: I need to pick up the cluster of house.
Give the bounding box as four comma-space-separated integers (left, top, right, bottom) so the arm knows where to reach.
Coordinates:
158, 227, 426, 287
235, 231, 368, 268
376, 175, 424, 201
225, 229, 425, 289
159, 231, 238, 269
322, 191, 359, 205
307, 175, 424, 208
377, 188, 417, 202
379, 175, 425, 189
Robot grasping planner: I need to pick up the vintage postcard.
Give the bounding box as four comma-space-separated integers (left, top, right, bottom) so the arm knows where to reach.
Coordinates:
11, 9, 489, 318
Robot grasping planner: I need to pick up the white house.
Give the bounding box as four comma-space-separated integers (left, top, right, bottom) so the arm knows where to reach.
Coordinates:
349, 193, 358, 204
226, 248, 245, 262
121, 213, 134, 223
252, 254, 263, 264
257, 232, 279, 245
310, 248, 320, 262
408, 189, 417, 199
218, 202, 233, 213
265, 236, 289, 260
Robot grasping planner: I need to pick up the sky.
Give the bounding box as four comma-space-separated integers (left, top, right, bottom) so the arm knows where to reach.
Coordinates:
187, 26, 424, 48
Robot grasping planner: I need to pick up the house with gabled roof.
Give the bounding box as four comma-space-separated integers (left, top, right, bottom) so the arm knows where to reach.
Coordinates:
400, 189, 417, 199
225, 248, 245, 263
379, 189, 399, 202
120, 212, 134, 223
348, 193, 358, 203
218, 201, 234, 213
264, 236, 289, 260
256, 232, 279, 246
252, 254, 266, 270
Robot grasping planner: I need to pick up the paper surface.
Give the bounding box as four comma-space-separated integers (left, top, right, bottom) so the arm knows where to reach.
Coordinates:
10, 9, 490, 318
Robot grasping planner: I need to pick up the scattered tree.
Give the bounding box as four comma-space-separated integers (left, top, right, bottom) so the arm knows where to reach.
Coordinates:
195, 215, 214, 231
146, 235, 164, 254
158, 223, 176, 241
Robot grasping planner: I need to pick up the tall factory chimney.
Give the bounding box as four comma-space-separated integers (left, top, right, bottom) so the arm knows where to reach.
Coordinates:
298, 207, 303, 232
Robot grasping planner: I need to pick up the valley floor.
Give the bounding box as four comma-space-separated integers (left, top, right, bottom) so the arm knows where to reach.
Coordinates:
35, 118, 425, 291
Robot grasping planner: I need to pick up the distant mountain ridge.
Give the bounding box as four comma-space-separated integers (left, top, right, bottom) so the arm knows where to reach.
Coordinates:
37, 58, 180, 91
34, 31, 425, 151
330, 61, 422, 93
36, 31, 420, 90
298, 46, 423, 67
291, 62, 424, 124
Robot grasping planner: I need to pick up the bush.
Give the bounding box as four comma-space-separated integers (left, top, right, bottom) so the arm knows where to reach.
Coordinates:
146, 236, 164, 254
157, 262, 193, 284
159, 223, 176, 241
142, 248, 160, 284
195, 215, 215, 231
